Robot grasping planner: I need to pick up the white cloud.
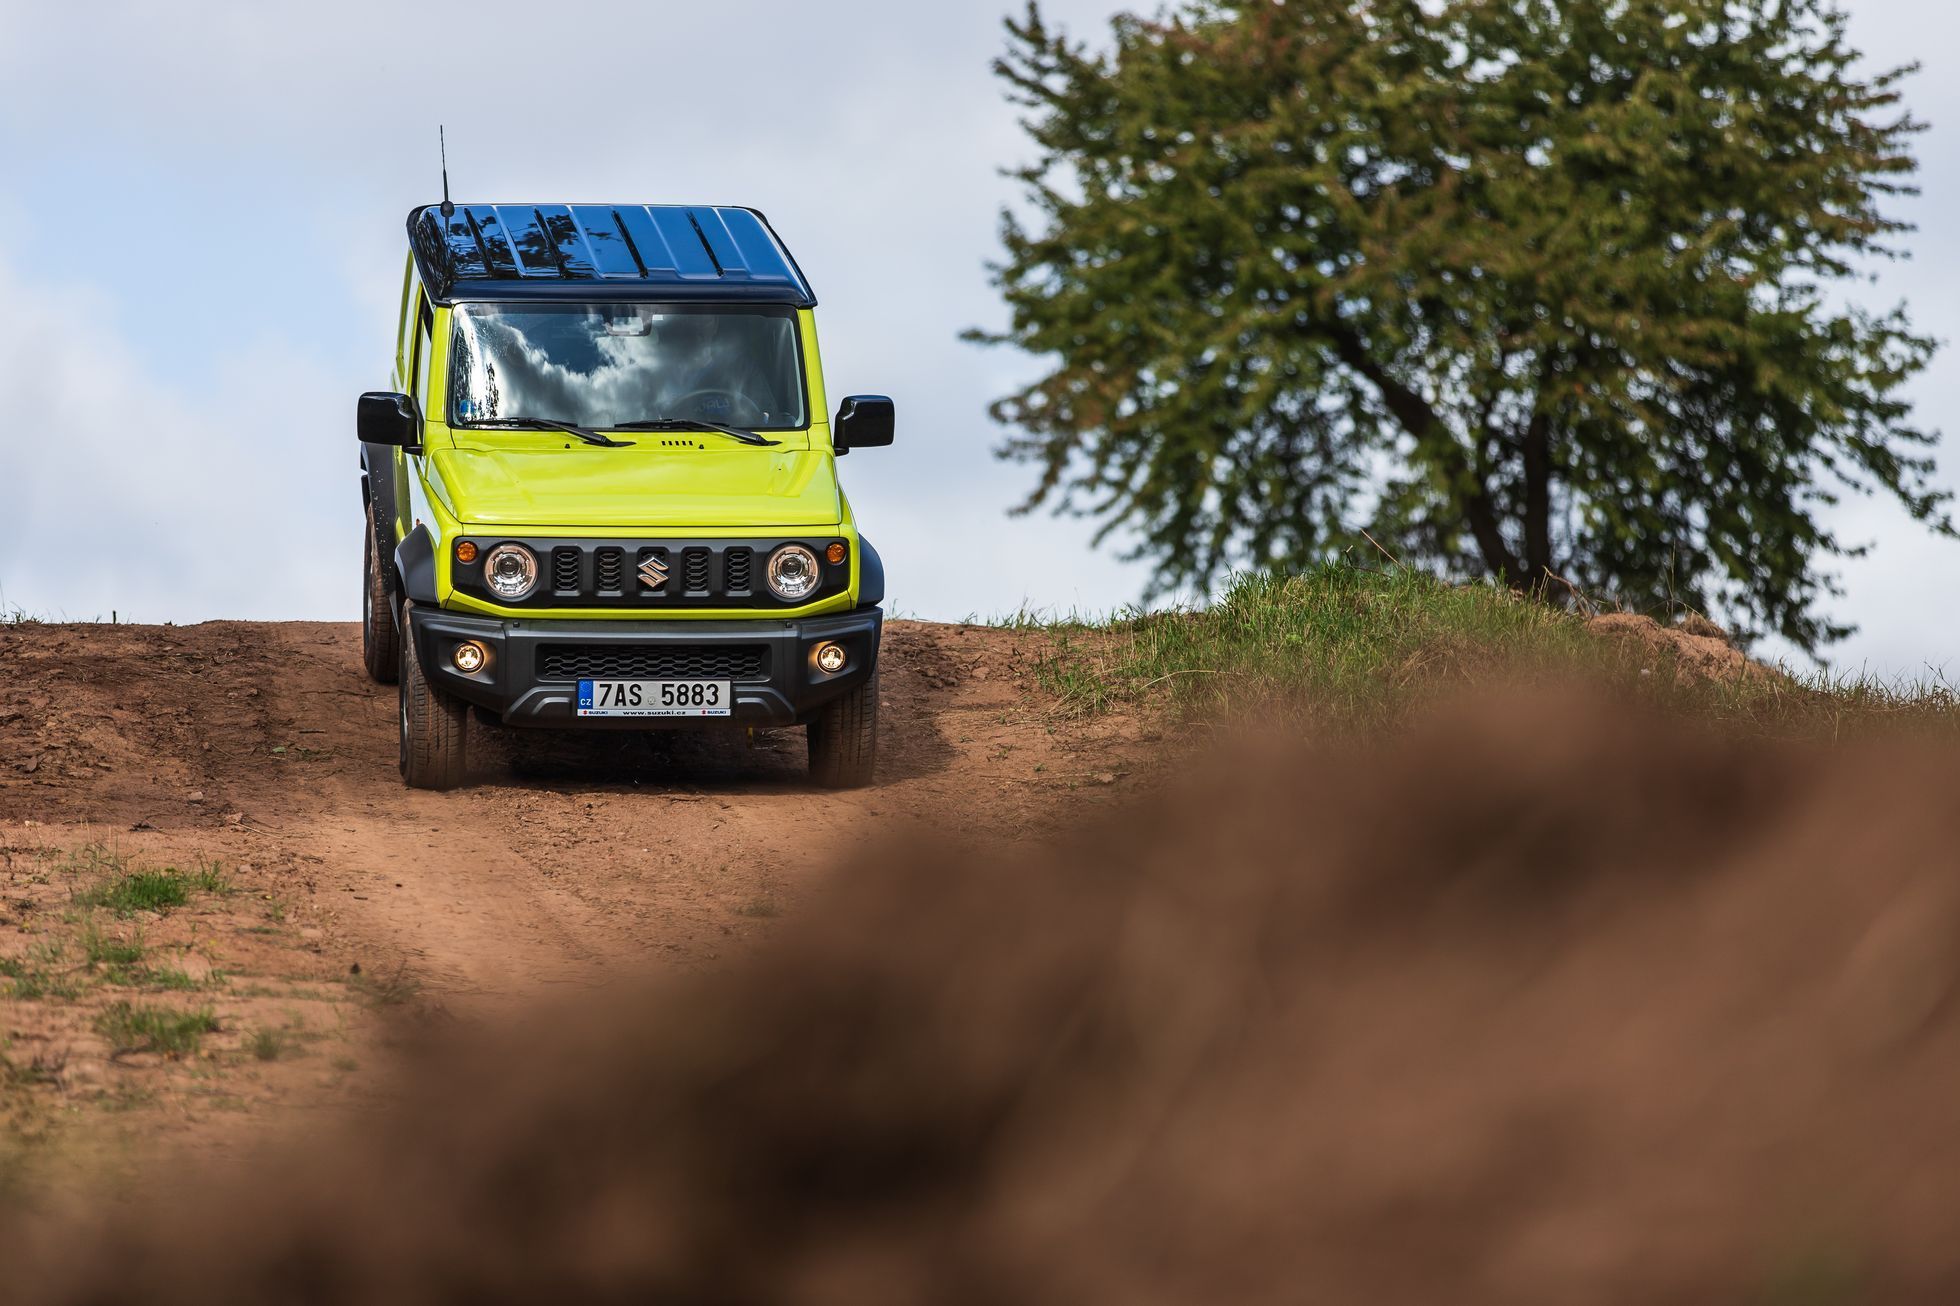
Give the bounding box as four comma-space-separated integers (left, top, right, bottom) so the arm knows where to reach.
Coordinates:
0, 250, 348, 622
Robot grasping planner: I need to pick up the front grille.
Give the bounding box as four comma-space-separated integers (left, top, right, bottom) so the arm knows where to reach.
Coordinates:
595, 548, 625, 593
459, 539, 841, 609
537, 644, 769, 681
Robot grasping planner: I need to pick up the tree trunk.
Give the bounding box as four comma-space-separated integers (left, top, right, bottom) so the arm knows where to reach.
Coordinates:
1522, 405, 1552, 589
1323, 325, 1524, 581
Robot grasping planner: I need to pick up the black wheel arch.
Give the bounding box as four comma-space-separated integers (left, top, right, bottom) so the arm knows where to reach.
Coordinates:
857, 535, 885, 608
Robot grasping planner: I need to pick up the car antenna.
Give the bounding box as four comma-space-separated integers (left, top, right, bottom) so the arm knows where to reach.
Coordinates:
439, 125, 454, 218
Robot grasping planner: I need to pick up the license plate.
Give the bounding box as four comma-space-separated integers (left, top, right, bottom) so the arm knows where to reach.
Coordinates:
577, 679, 732, 718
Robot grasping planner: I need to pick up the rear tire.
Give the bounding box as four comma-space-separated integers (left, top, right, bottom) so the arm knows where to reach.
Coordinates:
362, 506, 400, 685
399, 602, 468, 790
808, 668, 879, 789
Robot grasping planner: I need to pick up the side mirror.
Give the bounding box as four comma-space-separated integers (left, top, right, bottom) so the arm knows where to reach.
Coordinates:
833, 395, 895, 455
358, 392, 422, 452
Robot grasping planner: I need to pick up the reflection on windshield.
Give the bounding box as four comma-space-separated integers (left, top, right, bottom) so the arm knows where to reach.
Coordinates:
450, 304, 807, 432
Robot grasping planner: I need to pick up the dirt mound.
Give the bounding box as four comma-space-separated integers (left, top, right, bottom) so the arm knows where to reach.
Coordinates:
1587, 610, 1770, 682
11, 699, 1960, 1303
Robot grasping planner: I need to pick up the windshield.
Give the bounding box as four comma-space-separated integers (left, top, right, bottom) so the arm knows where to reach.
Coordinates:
449, 303, 807, 432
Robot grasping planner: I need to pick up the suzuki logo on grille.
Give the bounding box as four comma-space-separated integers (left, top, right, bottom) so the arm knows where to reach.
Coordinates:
638, 554, 670, 589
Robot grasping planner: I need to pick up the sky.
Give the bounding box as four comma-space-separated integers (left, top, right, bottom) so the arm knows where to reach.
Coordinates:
0, 0, 1953, 677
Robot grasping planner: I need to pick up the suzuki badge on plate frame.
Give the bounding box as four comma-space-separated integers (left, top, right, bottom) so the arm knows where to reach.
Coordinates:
578, 679, 732, 718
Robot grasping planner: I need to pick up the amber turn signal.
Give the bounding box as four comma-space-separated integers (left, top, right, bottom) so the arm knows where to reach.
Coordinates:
455, 540, 479, 564
825, 542, 847, 565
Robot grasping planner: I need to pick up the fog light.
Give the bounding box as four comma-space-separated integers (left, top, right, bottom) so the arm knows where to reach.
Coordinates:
815, 642, 846, 674
452, 641, 487, 674
455, 540, 478, 564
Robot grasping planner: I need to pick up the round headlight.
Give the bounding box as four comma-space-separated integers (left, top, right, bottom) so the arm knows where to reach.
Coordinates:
482, 544, 539, 601
767, 545, 822, 602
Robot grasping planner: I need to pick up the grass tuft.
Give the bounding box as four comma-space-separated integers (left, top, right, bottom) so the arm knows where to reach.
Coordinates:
352, 964, 422, 1008
246, 1029, 287, 1062
77, 861, 230, 918
81, 923, 145, 971
94, 1003, 219, 1058
2, 942, 81, 1002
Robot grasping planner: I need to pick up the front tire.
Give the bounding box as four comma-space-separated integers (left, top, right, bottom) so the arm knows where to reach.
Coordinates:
808, 669, 879, 789
362, 506, 401, 685
399, 602, 468, 790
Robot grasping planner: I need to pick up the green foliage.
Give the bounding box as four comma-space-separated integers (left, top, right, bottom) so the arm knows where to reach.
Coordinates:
247, 1029, 288, 1063
78, 862, 229, 917
1, 942, 81, 1003
975, 0, 1947, 649
94, 1003, 219, 1058
1031, 562, 1960, 735
80, 923, 146, 983
1034, 564, 1593, 721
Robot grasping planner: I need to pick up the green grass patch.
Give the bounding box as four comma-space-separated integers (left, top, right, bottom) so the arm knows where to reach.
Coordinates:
2, 942, 81, 1002
142, 967, 223, 992
1022, 563, 1960, 738
246, 1029, 287, 1062
81, 923, 145, 972
77, 861, 230, 918
94, 1003, 219, 1058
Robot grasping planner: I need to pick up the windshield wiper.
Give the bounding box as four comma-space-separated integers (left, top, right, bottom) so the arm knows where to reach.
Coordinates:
471, 419, 635, 449
612, 418, 781, 448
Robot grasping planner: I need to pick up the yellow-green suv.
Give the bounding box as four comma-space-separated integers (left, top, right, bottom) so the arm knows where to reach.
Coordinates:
358, 202, 893, 790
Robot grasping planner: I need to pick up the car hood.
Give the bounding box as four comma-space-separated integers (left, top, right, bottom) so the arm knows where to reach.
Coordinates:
430, 444, 843, 531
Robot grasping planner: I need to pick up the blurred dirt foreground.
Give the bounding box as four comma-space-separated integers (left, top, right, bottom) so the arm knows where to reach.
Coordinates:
9, 693, 1960, 1305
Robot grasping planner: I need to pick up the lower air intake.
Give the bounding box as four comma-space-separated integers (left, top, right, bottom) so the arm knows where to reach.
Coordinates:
536, 645, 769, 681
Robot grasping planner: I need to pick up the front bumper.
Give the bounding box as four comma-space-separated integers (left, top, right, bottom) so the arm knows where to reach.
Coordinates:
405, 605, 882, 729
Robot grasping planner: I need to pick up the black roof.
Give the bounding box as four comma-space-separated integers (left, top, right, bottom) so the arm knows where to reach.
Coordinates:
408, 204, 816, 307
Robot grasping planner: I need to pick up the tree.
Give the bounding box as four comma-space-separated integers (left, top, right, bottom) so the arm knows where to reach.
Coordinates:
972, 0, 1947, 648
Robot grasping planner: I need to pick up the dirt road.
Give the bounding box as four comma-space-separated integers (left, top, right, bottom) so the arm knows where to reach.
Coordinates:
0, 619, 1151, 1163
2, 619, 1148, 998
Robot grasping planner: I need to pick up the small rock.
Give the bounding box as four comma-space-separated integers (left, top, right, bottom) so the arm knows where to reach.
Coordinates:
187, 790, 205, 803
1095, 773, 1117, 785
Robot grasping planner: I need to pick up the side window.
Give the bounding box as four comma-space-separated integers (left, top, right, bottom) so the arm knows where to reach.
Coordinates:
412, 297, 434, 420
